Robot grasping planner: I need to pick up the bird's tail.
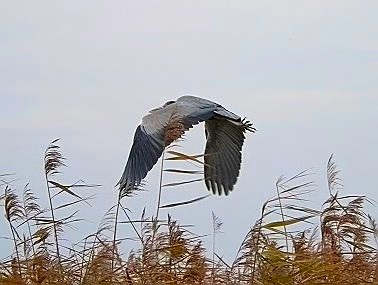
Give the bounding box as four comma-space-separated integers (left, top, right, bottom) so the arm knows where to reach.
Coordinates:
214, 106, 241, 121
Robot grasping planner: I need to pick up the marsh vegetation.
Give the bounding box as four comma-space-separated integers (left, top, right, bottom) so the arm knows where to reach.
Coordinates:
0, 140, 377, 284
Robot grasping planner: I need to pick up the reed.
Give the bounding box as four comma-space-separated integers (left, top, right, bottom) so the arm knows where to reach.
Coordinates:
0, 141, 376, 284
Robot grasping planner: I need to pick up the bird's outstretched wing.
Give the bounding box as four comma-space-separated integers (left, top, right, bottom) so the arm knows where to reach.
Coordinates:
118, 124, 165, 191
118, 98, 217, 191
204, 118, 255, 195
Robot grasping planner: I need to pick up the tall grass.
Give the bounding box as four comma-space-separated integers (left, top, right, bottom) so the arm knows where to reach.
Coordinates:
0, 141, 377, 284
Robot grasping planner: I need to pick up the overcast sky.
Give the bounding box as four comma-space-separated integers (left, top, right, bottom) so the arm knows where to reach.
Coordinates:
1, 1, 377, 261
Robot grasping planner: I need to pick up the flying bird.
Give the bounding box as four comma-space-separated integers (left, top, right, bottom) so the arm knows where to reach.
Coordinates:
118, 95, 255, 195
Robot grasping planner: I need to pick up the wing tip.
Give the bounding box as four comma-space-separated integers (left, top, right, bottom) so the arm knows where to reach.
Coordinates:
205, 177, 235, 196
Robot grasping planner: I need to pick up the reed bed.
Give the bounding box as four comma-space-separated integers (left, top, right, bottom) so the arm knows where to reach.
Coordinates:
0, 140, 377, 284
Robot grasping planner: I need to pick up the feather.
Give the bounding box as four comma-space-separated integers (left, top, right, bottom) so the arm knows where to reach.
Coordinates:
118, 95, 255, 195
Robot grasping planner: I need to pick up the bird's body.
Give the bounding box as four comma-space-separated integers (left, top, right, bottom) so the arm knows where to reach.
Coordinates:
119, 95, 255, 195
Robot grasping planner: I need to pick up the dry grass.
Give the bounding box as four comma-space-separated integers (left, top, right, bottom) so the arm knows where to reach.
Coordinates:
0, 141, 377, 284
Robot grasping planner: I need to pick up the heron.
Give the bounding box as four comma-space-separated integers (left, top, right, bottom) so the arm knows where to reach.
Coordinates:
118, 95, 255, 195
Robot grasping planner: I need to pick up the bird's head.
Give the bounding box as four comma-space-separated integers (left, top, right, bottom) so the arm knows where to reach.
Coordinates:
163, 100, 176, 107
149, 100, 176, 113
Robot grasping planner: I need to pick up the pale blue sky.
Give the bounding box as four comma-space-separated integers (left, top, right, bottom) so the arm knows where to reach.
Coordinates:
1, 1, 377, 261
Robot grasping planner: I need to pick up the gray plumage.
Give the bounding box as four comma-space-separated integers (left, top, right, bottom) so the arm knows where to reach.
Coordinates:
118, 95, 255, 195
